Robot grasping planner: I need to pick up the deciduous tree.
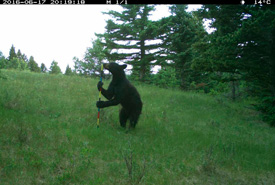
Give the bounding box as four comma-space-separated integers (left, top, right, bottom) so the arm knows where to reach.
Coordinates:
49, 61, 62, 74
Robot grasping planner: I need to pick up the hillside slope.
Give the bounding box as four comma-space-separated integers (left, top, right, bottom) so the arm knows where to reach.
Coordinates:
0, 70, 274, 184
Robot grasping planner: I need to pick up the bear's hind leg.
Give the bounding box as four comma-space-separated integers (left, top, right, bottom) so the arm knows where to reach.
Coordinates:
129, 119, 137, 129
129, 111, 140, 129
119, 108, 129, 128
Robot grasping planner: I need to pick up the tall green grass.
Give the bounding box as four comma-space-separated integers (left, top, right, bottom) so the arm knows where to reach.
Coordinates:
0, 69, 274, 184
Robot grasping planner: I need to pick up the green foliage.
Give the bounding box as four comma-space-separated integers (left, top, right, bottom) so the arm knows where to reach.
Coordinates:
79, 38, 107, 77
0, 51, 7, 69
19, 59, 28, 71
64, 65, 73, 76
208, 82, 229, 96
153, 5, 206, 90
73, 57, 85, 76
192, 5, 275, 123
7, 58, 27, 70
28, 56, 40, 73
151, 66, 180, 88
8, 45, 17, 61
49, 61, 62, 75
8, 58, 20, 69
256, 96, 275, 127
40, 63, 47, 73
3, 46, 29, 71
191, 5, 247, 99
16, 49, 23, 61
0, 70, 274, 184
192, 5, 244, 74
97, 5, 159, 81
160, 5, 206, 89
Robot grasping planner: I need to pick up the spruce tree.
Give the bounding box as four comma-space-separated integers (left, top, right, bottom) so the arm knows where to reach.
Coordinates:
17, 50, 28, 70
192, 5, 249, 99
237, 5, 275, 125
28, 56, 40, 72
17, 49, 23, 60
65, 65, 73, 76
8, 45, 17, 61
192, 5, 275, 125
97, 5, 160, 81
159, 5, 206, 89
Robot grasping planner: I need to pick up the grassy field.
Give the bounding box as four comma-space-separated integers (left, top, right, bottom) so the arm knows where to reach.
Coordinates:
0, 69, 274, 184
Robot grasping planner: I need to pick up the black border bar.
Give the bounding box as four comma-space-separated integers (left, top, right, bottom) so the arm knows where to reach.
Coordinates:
1, 0, 273, 5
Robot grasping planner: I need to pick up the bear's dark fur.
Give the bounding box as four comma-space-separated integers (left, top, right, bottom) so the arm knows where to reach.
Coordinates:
96, 63, 142, 128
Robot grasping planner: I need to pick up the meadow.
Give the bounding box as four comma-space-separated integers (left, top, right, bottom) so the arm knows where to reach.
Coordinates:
0, 69, 274, 184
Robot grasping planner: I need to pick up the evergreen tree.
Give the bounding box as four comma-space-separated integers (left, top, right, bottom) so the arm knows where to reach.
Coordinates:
15, 49, 27, 70
237, 6, 275, 97
192, 5, 250, 99
97, 5, 160, 81
0, 51, 7, 69
17, 49, 23, 60
49, 61, 62, 74
6, 45, 18, 69
158, 5, 206, 89
65, 65, 73, 76
8, 58, 21, 69
22, 54, 28, 63
8, 45, 17, 61
40, 63, 47, 73
192, 5, 275, 125
28, 56, 40, 72
237, 5, 275, 125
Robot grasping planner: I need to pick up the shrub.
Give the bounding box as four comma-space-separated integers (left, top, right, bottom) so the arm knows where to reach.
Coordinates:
256, 96, 275, 127
151, 66, 180, 88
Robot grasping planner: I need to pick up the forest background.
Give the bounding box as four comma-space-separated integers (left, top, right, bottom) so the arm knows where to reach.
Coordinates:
0, 5, 274, 126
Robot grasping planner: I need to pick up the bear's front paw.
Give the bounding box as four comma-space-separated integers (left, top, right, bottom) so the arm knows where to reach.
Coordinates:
96, 101, 105, 108
97, 81, 104, 91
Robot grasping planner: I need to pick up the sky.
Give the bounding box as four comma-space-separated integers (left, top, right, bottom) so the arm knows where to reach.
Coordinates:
0, 5, 201, 73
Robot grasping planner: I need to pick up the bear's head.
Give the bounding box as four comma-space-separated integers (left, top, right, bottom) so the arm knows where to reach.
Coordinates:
103, 63, 127, 76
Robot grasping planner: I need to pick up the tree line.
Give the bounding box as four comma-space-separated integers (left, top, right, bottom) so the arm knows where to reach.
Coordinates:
0, 45, 74, 76
75, 5, 274, 126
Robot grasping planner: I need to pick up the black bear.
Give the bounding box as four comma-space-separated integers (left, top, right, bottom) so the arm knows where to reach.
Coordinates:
96, 63, 142, 129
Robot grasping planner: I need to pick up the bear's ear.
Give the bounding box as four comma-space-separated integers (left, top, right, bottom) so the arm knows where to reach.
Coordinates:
120, 64, 127, 70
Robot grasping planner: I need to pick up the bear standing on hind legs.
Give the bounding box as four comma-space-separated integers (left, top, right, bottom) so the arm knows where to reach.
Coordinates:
96, 63, 143, 129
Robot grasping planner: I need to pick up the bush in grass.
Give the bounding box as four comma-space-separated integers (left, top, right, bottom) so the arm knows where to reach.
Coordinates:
256, 96, 275, 127
151, 66, 180, 88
